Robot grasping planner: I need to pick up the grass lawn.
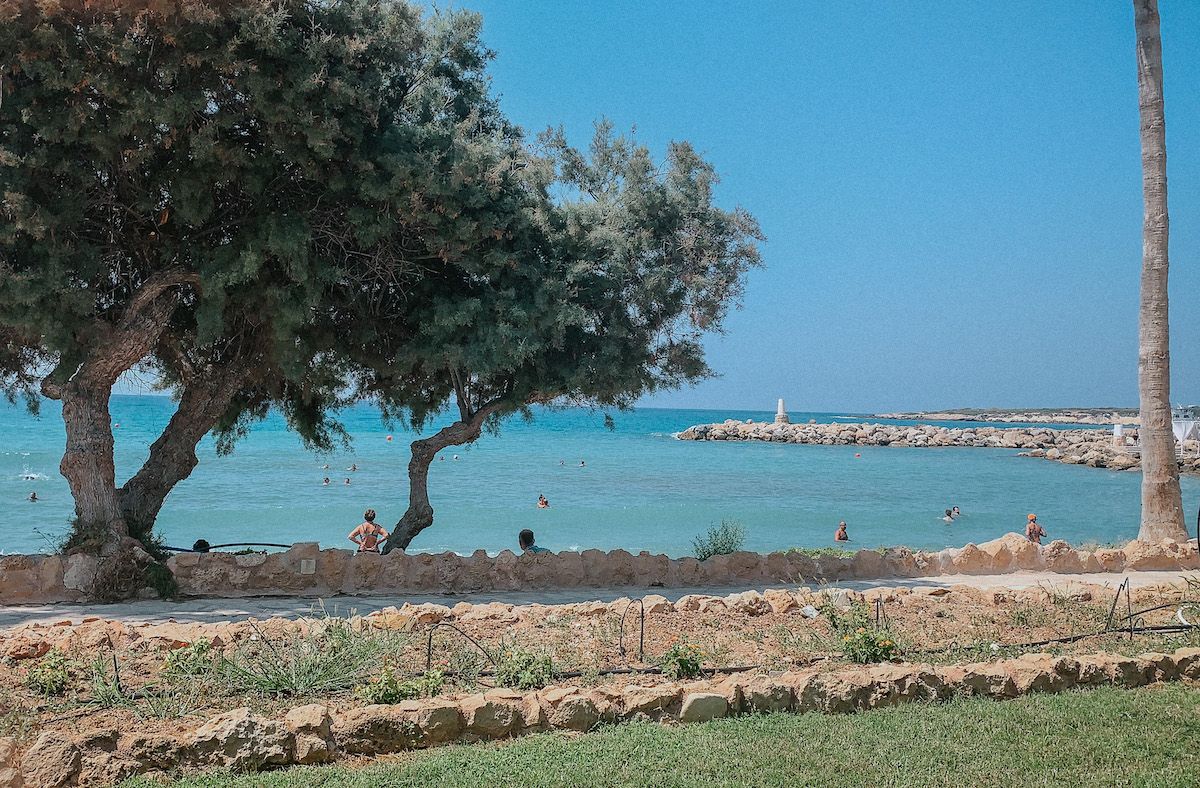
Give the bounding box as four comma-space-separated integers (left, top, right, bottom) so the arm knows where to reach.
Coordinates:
126, 685, 1200, 788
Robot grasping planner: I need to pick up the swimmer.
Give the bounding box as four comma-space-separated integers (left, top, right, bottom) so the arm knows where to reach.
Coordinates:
320, 464, 330, 469
344, 478, 351, 485
348, 463, 358, 471
579, 460, 585, 467
537, 494, 551, 509
453, 455, 458, 460
322, 478, 330, 486
942, 509, 954, 523
28, 492, 37, 502
559, 461, 565, 466
834, 521, 850, 542
952, 506, 962, 518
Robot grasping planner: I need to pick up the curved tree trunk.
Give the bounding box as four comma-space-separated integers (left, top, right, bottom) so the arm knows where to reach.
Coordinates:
383, 407, 499, 553
119, 363, 252, 544
56, 380, 125, 549
1134, 0, 1187, 542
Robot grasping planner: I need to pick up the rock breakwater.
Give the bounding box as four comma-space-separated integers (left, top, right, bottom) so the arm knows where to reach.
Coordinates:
677, 420, 1200, 474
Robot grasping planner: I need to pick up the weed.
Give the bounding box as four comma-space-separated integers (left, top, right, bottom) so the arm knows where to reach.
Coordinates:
163, 638, 216, 677
143, 561, 179, 600
355, 667, 444, 704
660, 640, 704, 679
26, 649, 72, 697
823, 603, 899, 664
783, 547, 855, 559
1008, 604, 1051, 630
692, 519, 745, 561
0, 685, 37, 744
89, 655, 129, 708
494, 646, 555, 690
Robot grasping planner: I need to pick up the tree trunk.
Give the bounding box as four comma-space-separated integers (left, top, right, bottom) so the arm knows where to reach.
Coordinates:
56, 380, 125, 550
383, 412, 494, 553
1134, 0, 1187, 542
119, 364, 251, 544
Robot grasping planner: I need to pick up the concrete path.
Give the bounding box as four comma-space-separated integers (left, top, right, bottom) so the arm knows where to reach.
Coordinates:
0, 570, 1194, 630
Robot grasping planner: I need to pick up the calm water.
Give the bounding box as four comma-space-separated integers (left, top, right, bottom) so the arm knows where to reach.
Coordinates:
2, 396, 1196, 557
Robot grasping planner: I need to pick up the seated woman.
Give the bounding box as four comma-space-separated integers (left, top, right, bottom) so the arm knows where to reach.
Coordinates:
349, 509, 389, 553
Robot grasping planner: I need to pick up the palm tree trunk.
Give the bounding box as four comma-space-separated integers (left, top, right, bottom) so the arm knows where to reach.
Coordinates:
1134, 0, 1187, 542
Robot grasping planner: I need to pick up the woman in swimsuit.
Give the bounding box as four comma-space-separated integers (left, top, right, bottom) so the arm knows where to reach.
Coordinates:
349, 509, 389, 553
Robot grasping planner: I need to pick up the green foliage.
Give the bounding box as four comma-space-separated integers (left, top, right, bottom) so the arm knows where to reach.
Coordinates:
356, 667, 445, 704
692, 519, 746, 561
143, 562, 179, 601
220, 618, 408, 697
0, 684, 37, 744
494, 647, 555, 691
822, 604, 898, 664
783, 546, 855, 558
89, 655, 129, 708
163, 639, 217, 678
660, 640, 705, 680
25, 649, 72, 696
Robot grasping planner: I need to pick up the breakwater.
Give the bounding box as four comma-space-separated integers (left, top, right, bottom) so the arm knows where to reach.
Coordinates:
677, 420, 1200, 474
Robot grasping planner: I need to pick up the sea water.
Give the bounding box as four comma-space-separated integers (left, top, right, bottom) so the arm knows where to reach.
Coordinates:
1, 396, 1197, 557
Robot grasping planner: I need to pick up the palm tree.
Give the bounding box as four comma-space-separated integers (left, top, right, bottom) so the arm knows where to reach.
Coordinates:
1134, 0, 1187, 542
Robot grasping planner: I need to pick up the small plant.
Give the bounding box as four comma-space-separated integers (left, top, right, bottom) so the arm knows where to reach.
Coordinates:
163, 638, 216, 677
143, 562, 179, 600
661, 639, 704, 679
0, 685, 37, 744
495, 647, 555, 690
782, 546, 855, 558
89, 655, 129, 708
26, 649, 72, 696
692, 519, 746, 561
823, 603, 899, 664
355, 667, 444, 704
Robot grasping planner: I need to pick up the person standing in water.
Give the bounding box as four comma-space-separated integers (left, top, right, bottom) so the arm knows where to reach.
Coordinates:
1025, 514, 1046, 544
349, 510, 389, 553
834, 522, 850, 542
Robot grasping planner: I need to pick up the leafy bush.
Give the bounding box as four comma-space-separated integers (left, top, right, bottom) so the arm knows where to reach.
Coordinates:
25, 649, 72, 696
661, 640, 705, 679
495, 647, 555, 690
692, 519, 746, 561
823, 603, 898, 664
356, 667, 445, 704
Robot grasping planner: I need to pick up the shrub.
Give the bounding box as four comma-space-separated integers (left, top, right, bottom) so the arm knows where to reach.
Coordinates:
356, 667, 445, 704
692, 519, 746, 561
822, 603, 898, 664
661, 640, 705, 679
163, 638, 216, 677
25, 649, 72, 696
495, 647, 555, 690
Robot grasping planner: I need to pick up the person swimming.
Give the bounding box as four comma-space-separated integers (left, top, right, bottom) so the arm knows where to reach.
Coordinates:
952, 506, 962, 517
322, 478, 330, 486
347, 464, 358, 471
834, 521, 850, 542
28, 492, 37, 502
344, 478, 351, 485
942, 509, 954, 523
579, 460, 585, 467
537, 494, 551, 509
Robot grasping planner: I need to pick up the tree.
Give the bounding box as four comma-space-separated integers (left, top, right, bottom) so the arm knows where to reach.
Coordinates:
1133, 0, 1187, 542
378, 124, 763, 551
0, 0, 517, 595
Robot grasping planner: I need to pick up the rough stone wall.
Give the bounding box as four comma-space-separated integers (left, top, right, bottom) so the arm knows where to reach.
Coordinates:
2, 534, 1196, 604
8, 647, 1200, 786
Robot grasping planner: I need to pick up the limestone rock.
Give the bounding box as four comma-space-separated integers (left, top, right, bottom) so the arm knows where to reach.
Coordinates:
621, 685, 680, 719
20, 733, 80, 788
1042, 540, 1084, 573
1122, 540, 1181, 571
334, 700, 462, 753
0, 769, 21, 788
284, 704, 334, 765
189, 707, 294, 771
763, 588, 799, 614
740, 676, 795, 713
725, 590, 772, 616
950, 543, 991, 575
640, 595, 673, 615
678, 692, 728, 723
538, 688, 599, 731
459, 691, 526, 738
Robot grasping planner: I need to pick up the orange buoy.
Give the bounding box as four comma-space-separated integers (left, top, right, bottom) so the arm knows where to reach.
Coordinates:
387, 436, 393, 441
855, 453, 860, 457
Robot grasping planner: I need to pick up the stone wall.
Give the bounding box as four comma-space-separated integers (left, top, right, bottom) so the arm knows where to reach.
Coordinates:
1, 534, 1196, 605
5, 647, 1199, 786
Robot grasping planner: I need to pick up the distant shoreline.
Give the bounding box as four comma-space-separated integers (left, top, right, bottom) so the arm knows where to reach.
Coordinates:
868, 408, 1140, 426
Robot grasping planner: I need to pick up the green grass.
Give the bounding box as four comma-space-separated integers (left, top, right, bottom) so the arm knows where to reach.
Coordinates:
123, 684, 1200, 788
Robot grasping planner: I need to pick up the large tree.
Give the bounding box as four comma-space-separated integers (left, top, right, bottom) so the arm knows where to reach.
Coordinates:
0, 0, 517, 595
377, 125, 763, 552
1133, 0, 1187, 542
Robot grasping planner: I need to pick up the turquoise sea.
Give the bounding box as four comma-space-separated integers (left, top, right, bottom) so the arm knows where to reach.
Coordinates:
2, 396, 1197, 557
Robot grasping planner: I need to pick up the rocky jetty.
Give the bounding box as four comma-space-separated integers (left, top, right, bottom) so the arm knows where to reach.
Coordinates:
870, 410, 1139, 425
677, 419, 1200, 474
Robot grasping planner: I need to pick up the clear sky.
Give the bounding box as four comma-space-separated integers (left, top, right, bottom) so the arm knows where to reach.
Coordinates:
459, 0, 1200, 413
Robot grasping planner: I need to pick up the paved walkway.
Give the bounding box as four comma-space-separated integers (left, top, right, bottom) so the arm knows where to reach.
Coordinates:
0, 570, 1193, 630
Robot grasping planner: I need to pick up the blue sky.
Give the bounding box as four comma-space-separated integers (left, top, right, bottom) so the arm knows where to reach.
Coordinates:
459, 1, 1200, 413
